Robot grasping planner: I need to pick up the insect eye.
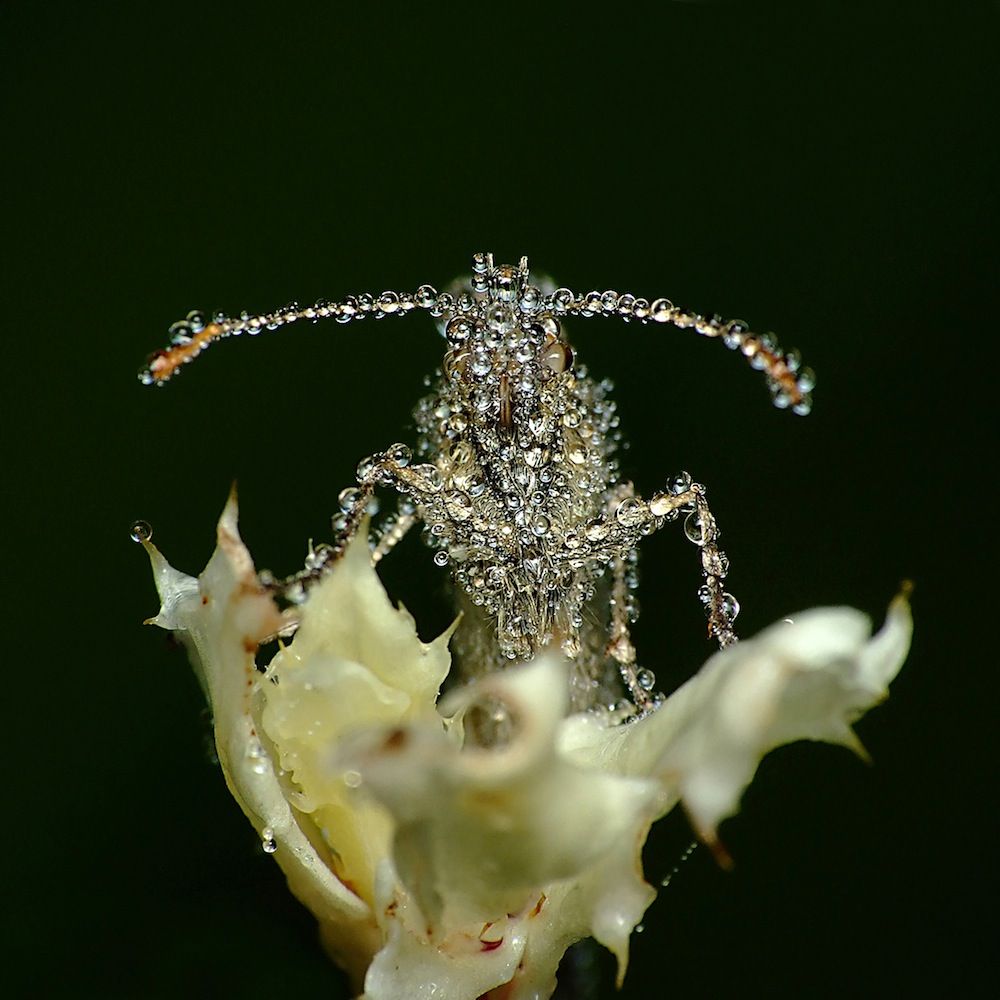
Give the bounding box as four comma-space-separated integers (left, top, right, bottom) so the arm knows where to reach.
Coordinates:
539, 339, 574, 374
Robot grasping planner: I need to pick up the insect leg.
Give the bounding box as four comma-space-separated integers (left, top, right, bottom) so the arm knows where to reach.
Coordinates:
371, 505, 418, 565
607, 550, 657, 714
583, 474, 739, 656
259, 446, 446, 603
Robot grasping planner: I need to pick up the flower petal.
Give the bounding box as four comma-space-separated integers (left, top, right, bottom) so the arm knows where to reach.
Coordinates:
347, 657, 665, 995
564, 593, 913, 847
141, 491, 379, 985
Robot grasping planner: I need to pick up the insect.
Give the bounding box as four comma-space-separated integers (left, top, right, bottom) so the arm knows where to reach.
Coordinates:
141, 252, 813, 721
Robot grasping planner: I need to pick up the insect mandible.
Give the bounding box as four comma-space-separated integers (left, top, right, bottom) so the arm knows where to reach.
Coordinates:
141, 252, 813, 723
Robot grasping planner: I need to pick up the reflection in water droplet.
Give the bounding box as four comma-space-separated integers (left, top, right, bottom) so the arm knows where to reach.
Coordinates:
684, 511, 709, 545
531, 513, 550, 536
338, 487, 363, 512
667, 471, 692, 495
720, 593, 740, 622
130, 520, 152, 543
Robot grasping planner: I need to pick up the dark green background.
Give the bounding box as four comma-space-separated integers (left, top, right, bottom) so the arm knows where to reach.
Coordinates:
4, 2, 995, 996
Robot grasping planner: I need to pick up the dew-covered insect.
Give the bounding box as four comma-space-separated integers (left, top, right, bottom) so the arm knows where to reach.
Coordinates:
141, 252, 813, 719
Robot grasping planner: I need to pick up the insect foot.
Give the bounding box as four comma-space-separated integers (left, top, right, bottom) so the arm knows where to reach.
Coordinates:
140, 253, 814, 717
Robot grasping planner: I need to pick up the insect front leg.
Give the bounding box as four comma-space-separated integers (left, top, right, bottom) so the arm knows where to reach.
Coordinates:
577, 474, 739, 710
262, 444, 446, 602
371, 502, 418, 565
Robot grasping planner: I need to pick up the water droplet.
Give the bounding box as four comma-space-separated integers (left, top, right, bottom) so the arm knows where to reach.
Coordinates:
185, 309, 206, 332
433, 550, 449, 567
409, 464, 443, 492
356, 455, 378, 480
650, 297, 673, 323
585, 522, 610, 542
531, 513, 551, 536
377, 290, 400, 313
637, 668, 655, 691
384, 442, 411, 467
168, 321, 193, 345
338, 487, 363, 512
635, 922, 645, 934
261, 827, 277, 854
129, 519, 152, 543
720, 593, 740, 621
684, 511, 712, 545
615, 497, 648, 529
667, 471, 692, 495
342, 769, 363, 788
796, 367, 816, 393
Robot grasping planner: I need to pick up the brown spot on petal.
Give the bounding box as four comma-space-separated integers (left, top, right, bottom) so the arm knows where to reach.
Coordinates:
383, 727, 408, 751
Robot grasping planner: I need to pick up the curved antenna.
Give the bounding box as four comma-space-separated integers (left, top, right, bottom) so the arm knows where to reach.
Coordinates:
138, 283, 444, 385
540, 284, 815, 415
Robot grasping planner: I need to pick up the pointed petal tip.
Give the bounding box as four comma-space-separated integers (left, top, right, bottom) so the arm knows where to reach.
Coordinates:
706, 835, 735, 872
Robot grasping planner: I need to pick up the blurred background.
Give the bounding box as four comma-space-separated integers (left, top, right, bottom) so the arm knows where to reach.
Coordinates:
3, 1, 995, 995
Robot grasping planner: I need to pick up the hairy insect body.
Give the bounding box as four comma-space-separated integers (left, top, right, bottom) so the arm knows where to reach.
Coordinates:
412, 305, 625, 709
143, 252, 813, 716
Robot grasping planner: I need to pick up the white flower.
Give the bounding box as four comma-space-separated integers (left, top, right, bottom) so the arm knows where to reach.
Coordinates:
140, 490, 911, 1000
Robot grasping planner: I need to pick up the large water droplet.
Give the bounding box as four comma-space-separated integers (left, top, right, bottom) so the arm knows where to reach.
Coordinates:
616, 497, 648, 529
338, 487, 363, 512
684, 511, 710, 545
720, 592, 740, 621
585, 522, 609, 542
531, 513, 551, 536
386, 442, 412, 467
667, 471, 692, 495
261, 827, 277, 854
185, 309, 206, 332
130, 519, 152, 543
